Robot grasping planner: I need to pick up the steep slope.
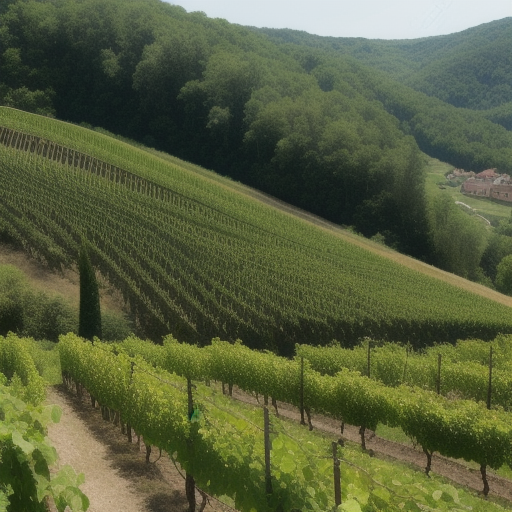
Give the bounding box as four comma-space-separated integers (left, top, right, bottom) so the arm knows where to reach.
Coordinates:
2, 0, 511, 262
1, 108, 511, 354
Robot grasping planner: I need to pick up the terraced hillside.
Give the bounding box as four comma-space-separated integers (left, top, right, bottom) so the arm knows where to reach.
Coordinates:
0, 107, 511, 353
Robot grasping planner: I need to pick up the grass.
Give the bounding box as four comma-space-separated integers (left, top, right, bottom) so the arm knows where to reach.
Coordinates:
425, 156, 512, 224
26, 339, 62, 385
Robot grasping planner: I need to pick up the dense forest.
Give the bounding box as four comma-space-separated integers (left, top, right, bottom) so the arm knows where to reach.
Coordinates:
1, 0, 512, 289
258, 17, 512, 110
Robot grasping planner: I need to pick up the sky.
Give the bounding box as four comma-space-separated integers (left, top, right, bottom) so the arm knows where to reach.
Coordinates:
166, 1, 511, 40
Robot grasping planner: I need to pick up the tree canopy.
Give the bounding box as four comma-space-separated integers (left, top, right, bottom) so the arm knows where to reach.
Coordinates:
0, 0, 511, 271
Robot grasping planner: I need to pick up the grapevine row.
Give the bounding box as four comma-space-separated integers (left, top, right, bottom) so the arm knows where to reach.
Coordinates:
0, 334, 89, 512
296, 338, 512, 410
0, 332, 46, 405
2, 144, 511, 349
113, 335, 512, 495
58, 333, 342, 511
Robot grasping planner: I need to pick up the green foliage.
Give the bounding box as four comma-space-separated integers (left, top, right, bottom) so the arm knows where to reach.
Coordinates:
0, 265, 28, 335
2, 116, 511, 350
0, 262, 130, 342
495, 254, 512, 295
78, 243, 102, 341
427, 194, 489, 279
297, 337, 512, 411
3, 0, 497, 260
0, 332, 46, 405
1, 86, 55, 117
25, 293, 77, 343
0, 0, 509, 287
0, 383, 89, 512
162, 334, 210, 381
60, 333, 511, 512
100, 310, 132, 342
0, 295, 23, 335
23, 338, 62, 386
259, 18, 512, 111
480, 102, 512, 131
480, 232, 512, 283
112, 334, 512, 476
0, 264, 77, 342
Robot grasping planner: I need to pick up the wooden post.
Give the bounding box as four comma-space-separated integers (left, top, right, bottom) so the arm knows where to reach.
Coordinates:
332, 442, 342, 507
477, 345, 494, 497
300, 357, 306, 426
186, 378, 196, 512
264, 404, 273, 498
127, 361, 135, 443
487, 346, 493, 410
367, 341, 371, 378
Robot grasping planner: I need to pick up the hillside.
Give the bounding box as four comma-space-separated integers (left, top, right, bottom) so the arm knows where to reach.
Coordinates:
256, 17, 512, 110
1, 107, 511, 354
2, 0, 512, 268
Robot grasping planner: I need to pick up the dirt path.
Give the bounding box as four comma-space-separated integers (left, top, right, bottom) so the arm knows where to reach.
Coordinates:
46, 385, 232, 512
46, 383, 512, 512
46, 386, 145, 512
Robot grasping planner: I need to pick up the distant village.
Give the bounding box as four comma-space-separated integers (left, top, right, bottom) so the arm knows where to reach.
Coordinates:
450, 168, 512, 203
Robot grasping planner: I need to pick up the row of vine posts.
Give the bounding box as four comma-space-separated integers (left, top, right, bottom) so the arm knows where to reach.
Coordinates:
61, 357, 344, 512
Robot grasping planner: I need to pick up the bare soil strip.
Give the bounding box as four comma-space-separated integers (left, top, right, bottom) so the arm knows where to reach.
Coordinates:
46, 386, 146, 512
46, 385, 231, 512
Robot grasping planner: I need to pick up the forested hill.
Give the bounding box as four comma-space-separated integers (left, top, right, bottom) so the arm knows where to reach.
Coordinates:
256, 17, 512, 111
1, 0, 511, 265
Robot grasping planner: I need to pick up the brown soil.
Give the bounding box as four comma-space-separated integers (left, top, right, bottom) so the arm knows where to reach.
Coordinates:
46, 385, 234, 512
0, 242, 126, 314
230, 387, 512, 509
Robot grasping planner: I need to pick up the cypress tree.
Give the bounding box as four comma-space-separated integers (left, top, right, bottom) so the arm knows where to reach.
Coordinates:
78, 242, 102, 341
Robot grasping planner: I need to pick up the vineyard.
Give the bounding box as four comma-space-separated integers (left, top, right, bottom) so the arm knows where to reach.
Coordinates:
296, 337, 512, 410
1, 328, 511, 510
57, 332, 512, 511
0, 333, 88, 511
1, 107, 512, 353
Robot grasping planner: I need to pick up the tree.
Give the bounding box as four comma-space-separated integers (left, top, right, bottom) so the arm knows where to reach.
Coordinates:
495, 255, 512, 295
78, 243, 102, 341
427, 194, 489, 279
